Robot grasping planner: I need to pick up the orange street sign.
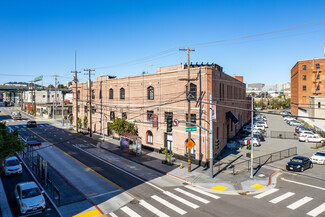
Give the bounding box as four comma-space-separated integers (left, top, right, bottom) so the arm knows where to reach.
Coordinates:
186, 139, 195, 150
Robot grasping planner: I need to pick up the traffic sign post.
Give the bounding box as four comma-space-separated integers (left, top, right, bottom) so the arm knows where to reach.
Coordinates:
186, 139, 195, 150
173, 119, 179, 127
185, 127, 197, 132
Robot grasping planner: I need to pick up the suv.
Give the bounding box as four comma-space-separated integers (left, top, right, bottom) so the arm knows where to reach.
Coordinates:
27, 121, 37, 128
310, 151, 325, 165
3, 156, 22, 176
12, 112, 22, 120
15, 182, 46, 214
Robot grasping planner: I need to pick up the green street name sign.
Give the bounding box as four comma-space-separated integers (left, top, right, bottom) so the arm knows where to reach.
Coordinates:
34, 75, 43, 82
186, 127, 197, 132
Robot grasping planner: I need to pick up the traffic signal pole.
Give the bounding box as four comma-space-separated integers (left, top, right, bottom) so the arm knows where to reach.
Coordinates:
250, 96, 254, 179
209, 94, 213, 178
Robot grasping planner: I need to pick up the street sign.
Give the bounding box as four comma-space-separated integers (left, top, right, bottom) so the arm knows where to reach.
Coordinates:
186, 139, 195, 150
34, 75, 43, 82
173, 119, 179, 127
185, 127, 197, 132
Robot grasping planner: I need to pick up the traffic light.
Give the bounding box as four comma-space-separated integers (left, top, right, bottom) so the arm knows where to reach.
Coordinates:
167, 116, 173, 132
215, 139, 219, 150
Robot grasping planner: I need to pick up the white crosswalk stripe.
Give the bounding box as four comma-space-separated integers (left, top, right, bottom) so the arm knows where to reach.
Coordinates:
163, 191, 199, 209
140, 200, 169, 217
109, 213, 118, 217
152, 195, 187, 215
174, 188, 210, 204
254, 188, 279, 199
287, 196, 313, 210
120, 206, 141, 217
307, 203, 325, 217
184, 185, 220, 199
269, 192, 295, 204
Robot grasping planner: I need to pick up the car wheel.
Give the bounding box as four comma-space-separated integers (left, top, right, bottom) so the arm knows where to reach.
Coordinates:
310, 163, 313, 169
305, 140, 309, 143
301, 167, 304, 172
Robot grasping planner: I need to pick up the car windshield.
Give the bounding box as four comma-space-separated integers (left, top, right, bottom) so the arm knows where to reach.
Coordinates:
22, 187, 41, 199
315, 152, 325, 157
5, 159, 19, 166
291, 159, 303, 163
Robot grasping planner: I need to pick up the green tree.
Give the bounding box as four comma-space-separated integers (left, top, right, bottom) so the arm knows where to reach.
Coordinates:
83, 116, 88, 129
109, 118, 135, 135
0, 123, 25, 161
57, 84, 67, 89
77, 118, 82, 129
69, 115, 73, 125
48, 84, 55, 89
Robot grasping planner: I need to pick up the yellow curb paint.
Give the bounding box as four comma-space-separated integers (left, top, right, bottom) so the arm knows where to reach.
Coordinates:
251, 184, 265, 189
211, 185, 228, 191
86, 193, 98, 197
47, 120, 50, 122
72, 209, 102, 217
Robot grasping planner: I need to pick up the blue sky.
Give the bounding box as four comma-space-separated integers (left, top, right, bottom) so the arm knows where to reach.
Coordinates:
1, 0, 325, 87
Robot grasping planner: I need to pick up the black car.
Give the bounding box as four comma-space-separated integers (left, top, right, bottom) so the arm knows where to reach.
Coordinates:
286, 156, 313, 172
253, 133, 265, 142
26, 121, 37, 128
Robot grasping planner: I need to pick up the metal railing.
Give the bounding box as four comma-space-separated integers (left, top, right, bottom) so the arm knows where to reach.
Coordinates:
269, 131, 299, 140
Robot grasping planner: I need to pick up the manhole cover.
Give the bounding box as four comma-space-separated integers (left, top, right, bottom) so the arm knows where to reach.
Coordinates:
130, 199, 139, 204
183, 182, 189, 185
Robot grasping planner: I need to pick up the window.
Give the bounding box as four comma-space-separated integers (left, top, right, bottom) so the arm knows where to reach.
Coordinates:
52, 95, 54, 98
120, 88, 125, 100
99, 90, 102, 99
302, 75, 306, 80
316, 74, 320, 80
147, 86, 154, 100
189, 83, 197, 101
110, 111, 115, 120
316, 85, 320, 91
302, 65, 306, 70
57, 94, 59, 97
43, 95, 45, 98
109, 88, 113, 99
185, 114, 196, 126
316, 64, 320, 69
84, 106, 88, 113
146, 131, 153, 144
91, 106, 95, 114
147, 110, 154, 122
77, 105, 80, 112
302, 96, 306, 102
122, 112, 127, 119
91, 90, 95, 99
165, 112, 173, 123
318, 102, 321, 108
77, 90, 80, 99
302, 85, 306, 91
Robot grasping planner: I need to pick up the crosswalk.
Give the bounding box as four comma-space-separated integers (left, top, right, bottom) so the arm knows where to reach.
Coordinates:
7, 124, 52, 131
254, 188, 325, 217
108, 185, 219, 217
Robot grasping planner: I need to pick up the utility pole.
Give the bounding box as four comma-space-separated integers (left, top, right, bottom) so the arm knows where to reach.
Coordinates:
100, 81, 105, 141
84, 69, 95, 137
179, 47, 195, 172
53, 75, 59, 120
71, 52, 81, 132
61, 93, 64, 126
209, 94, 213, 178
250, 96, 254, 179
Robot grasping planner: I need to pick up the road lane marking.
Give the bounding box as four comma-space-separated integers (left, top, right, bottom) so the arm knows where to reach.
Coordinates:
254, 188, 279, 199
109, 213, 118, 217
88, 189, 121, 199
287, 196, 313, 210
121, 206, 141, 217
174, 188, 210, 204
184, 185, 220, 199
269, 192, 295, 204
152, 195, 187, 215
163, 191, 199, 209
140, 200, 169, 217
307, 202, 325, 217
280, 177, 325, 191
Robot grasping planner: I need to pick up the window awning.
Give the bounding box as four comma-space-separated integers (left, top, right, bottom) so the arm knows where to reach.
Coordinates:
226, 111, 238, 124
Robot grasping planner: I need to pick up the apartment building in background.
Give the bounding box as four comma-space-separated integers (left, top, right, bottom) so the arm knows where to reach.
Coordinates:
291, 58, 325, 115
74, 63, 250, 165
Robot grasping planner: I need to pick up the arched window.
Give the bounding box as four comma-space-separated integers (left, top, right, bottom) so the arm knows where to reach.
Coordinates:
146, 131, 153, 144
189, 83, 197, 101
109, 88, 113, 99
120, 88, 125, 100
147, 86, 154, 100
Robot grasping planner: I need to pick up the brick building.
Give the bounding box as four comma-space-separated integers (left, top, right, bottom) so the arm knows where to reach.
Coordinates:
291, 58, 325, 115
73, 63, 250, 164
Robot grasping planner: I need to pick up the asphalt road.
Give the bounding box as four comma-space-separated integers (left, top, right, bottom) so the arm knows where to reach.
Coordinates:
2, 107, 325, 217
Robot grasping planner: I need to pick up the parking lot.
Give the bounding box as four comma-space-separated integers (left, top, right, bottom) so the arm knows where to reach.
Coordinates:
220, 110, 325, 180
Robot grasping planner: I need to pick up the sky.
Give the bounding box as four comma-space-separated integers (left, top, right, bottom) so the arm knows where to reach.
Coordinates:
1, 0, 325, 87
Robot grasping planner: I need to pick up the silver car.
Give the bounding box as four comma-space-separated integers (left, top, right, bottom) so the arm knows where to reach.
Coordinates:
15, 181, 46, 214
3, 156, 22, 176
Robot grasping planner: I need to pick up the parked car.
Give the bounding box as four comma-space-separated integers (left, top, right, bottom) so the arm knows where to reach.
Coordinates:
310, 151, 325, 165
298, 131, 314, 137
14, 181, 46, 214
3, 156, 22, 176
243, 137, 261, 147
256, 121, 268, 128
12, 111, 22, 120
27, 121, 37, 128
299, 134, 325, 143
286, 156, 313, 172
253, 124, 265, 131
284, 116, 296, 122
296, 126, 313, 133
242, 125, 251, 133
227, 140, 240, 149
253, 133, 265, 141
288, 120, 304, 127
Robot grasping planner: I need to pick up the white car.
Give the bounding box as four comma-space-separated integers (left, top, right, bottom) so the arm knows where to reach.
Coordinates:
310, 151, 325, 165
253, 124, 265, 131
15, 182, 46, 214
284, 116, 296, 121
299, 131, 314, 137
3, 156, 22, 176
299, 134, 325, 143
256, 121, 268, 128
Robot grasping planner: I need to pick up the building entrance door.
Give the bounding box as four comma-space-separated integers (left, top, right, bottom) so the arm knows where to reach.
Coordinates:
164, 133, 173, 152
